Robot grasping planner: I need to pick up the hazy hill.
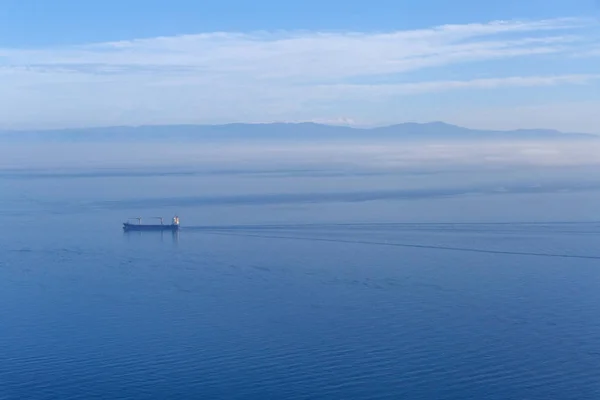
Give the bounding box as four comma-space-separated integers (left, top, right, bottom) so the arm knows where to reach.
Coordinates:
0, 122, 596, 142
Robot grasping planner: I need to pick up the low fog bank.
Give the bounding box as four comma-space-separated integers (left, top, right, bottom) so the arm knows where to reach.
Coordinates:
1, 140, 600, 172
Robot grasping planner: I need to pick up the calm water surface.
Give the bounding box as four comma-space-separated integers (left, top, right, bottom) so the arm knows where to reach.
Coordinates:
1, 167, 600, 399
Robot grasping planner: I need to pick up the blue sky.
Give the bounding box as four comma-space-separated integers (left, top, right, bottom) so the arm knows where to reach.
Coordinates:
1, 0, 599, 131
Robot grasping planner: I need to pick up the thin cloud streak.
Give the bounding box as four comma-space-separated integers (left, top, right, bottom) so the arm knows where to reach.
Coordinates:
305, 74, 600, 99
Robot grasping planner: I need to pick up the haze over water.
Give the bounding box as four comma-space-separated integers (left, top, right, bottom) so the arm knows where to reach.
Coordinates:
1, 139, 600, 399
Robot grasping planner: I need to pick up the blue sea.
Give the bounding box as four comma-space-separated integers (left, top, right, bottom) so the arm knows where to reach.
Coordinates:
1, 154, 600, 399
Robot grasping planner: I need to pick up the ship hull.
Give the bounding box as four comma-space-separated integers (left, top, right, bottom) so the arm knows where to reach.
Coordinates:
123, 223, 179, 232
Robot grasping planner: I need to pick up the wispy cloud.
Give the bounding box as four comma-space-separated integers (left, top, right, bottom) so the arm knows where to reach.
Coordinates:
0, 18, 586, 79
301, 74, 600, 100
572, 46, 600, 57
0, 17, 597, 129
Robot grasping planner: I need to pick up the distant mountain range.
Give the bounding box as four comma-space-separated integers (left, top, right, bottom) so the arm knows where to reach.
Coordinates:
0, 122, 596, 142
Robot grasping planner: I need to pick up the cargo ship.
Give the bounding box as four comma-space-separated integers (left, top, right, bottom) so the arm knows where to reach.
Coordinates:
123, 216, 180, 232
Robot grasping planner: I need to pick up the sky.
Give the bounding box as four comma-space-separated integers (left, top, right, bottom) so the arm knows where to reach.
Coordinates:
1, 0, 600, 131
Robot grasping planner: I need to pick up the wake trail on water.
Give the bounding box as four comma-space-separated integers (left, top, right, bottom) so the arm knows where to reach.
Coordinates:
182, 221, 600, 260
184, 221, 600, 235
184, 221, 600, 229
